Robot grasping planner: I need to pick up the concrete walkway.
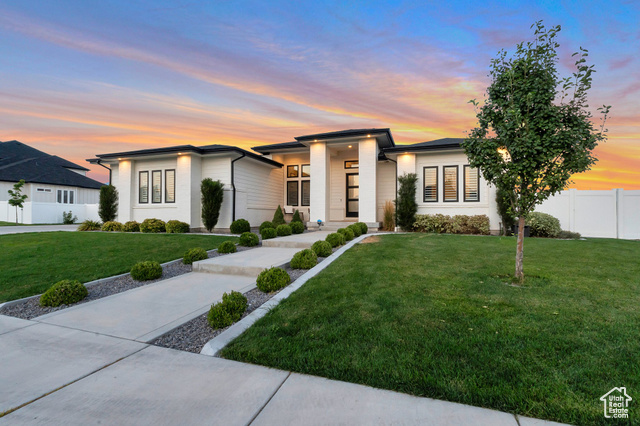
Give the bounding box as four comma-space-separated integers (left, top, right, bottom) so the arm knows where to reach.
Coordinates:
0, 224, 78, 235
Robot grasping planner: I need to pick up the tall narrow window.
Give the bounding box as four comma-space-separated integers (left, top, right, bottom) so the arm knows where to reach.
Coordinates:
63, 190, 68, 204
139, 171, 149, 203
165, 169, 175, 203
287, 181, 298, 206
423, 167, 437, 202
301, 180, 310, 206
464, 165, 480, 202
57, 190, 62, 203
69, 191, 74, 204
152, 170, 162, 203
443, 166, 458, 202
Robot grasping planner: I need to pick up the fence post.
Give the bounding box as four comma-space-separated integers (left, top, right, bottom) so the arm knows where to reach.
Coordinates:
569, 188, 576, 232
616, 188, 624, 239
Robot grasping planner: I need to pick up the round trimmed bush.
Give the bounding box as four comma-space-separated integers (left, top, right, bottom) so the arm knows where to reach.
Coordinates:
218, 241, 237, 254
256, 267, 290, 293
130, 261, 162, 281
356, 222, 368, 234
101, 221, 123, 232
290, 221, 304, 234
276, 224, 292, 236
230, 219, 251, 234
337, 227, 354, 241
290, 249, 317, 269
347, 223, 361, 237
526, 212, 561, 238
311, 240, 332, 257
166, 220, 190, 233
326, 232, 344, 248
183, 247, 207, 265
123, 221, 140, 232
40, 280, 88, 307
259, 221, 275, 233
239, 232, 259, 247
261, 227, 277, 240
140, 218, 166, 233
207, 291, 248, 329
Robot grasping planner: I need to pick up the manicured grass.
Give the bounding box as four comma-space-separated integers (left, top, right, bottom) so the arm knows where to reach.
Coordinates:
0, 221, 61, 226
222, 234, 640, 425
0, 232, 237, 302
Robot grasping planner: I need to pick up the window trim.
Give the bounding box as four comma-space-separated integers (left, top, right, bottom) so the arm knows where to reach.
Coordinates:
423, 166, 438, 203
287, 165, 299, 178
165, 169, 176, 204
463, 165, 480, 202
344, 160, 359, 169
287, 180, 299, 206
139, 171, 149, 204
301, 180, 310, 206
151, 170, 162, 204
443, 165, 459, 203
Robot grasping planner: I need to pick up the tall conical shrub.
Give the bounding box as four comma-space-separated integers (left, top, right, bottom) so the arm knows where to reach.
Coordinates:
99, 185, 119, 223
396, 173, 417, 231
201, 178, 224, 232
291, 209, 302, 223
272, 205, 285, 226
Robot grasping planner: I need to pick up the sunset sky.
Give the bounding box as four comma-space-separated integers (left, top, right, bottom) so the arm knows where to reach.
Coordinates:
1, 1, 638, 189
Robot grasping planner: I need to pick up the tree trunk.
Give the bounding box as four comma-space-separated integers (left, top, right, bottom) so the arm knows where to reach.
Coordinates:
515, 216, 525, 281
15, 206, 18, 225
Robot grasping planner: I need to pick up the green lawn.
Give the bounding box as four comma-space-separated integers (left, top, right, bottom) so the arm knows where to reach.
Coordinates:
222, 234, 640, 425
0, 232, 237, 302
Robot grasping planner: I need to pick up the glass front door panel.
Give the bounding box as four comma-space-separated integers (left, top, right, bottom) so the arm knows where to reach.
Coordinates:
346, 173, 359, 217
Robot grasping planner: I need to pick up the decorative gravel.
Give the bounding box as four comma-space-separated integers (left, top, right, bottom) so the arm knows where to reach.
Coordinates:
0, 245, 257, 320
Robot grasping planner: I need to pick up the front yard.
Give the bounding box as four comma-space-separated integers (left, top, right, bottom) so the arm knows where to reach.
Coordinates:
0, 232, 236, 302
222, 234, 640, 425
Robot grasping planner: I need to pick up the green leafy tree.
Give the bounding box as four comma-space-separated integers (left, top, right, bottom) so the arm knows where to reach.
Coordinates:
396, 173, 418, 231
8, 179, 28, 224
98, 185, 119, 223
201, 178, 224, 232
464, 21, 610, 280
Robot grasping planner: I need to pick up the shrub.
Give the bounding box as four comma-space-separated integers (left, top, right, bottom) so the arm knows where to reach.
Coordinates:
77, 220, 102, 231
347, 223, 361, 237
290, 221, 304, 234
218, 241, 237, 254
207, 291, 248, 329
467, 215, 491, 235
413, 214, 490, 235
413, 214, 451, 233
130, 261, 162, 281
101, 221, 123, 232
261, 227, 277, 240
166, 220, 190, 233
40, 280, 88, 307
355, 222, 368, 235
382, 200, 395, 231
496, 186, 517, 235
239, 232, 259, 247
272, 205, 286, 226
259, 221, 275, 233
140, 218, 166, 233
62, 211, 77, 224
256, 267, 290, 293
201, 178, 224, 232
230, 219, 251, 234
290, 249, 317, 269
326, 232, 344, 248
311, 240, 332, 257
291, 209, 303, 223
527, 212, 561, 238
558, 230, 581, 239
337, 227, 354, 241
276, 224, 292, 236
123, 221, 140, 232
396, 173, 418, 231
98, 185, 118, 223
183, 247, 208, 265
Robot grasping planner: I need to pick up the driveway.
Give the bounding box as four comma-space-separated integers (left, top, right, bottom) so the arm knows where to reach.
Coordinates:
0, 224, 78, 235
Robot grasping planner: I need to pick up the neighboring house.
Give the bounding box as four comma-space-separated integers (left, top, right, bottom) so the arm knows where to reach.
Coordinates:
0, 141, 103, 224
90, 129, 500, 232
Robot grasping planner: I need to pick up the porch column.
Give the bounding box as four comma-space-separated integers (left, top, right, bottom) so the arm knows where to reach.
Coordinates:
310, 142, 329, 223
358, 138, 378, 223
397, 153, 416, 205
117, 160, 133, 222
175, 154, 193, 225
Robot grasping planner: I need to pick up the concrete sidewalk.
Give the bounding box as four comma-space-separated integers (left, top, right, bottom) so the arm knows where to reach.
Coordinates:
0, 224, 78, 235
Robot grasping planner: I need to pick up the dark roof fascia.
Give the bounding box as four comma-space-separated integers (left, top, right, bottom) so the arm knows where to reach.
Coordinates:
251, 141, 306, 155
383, 140, 463, 154
294, 128, 395, 149
0, 178, 103, 190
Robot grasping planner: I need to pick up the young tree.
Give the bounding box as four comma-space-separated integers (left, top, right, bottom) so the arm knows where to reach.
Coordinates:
201, 178, 224, 232
464, 21, 610, 280
396, 173, 418, 231
8, 179, 28, 224
99, 185, 119, 223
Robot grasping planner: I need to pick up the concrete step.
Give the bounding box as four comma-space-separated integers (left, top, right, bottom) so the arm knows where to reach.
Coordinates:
193, 247, 301, 277
261, 231, 331, 249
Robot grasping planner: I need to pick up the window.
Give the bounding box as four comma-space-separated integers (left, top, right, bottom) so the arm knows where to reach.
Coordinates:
69, 191, 74, 204
287, 181, 298, 206
464, 166, 480, 202
57, 190, 62, 203
139, 171, 149, 203
287, 165, 299, 178
56, 189, 74, 204
165, 169, 175, 203
63, 190, 68, 204
443, 166, 458, 202
36, 188, 52, 193
301, 164, 310, 177
423, 167, 438, 202
301, 180, 310, 206
152, 170, 162, 203
344, 160, 358, 169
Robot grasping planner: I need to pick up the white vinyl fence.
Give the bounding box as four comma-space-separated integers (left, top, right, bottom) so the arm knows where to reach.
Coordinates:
536, 189, 639, 239
0, 202, 99, 225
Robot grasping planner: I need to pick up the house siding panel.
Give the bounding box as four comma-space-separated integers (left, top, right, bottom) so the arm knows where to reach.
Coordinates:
234, 158, 282, 226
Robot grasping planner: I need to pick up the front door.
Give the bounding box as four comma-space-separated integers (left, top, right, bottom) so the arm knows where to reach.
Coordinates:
346, 173, 359, 218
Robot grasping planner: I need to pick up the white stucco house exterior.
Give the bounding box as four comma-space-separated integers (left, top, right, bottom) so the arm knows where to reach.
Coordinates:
90, 129, 500, 232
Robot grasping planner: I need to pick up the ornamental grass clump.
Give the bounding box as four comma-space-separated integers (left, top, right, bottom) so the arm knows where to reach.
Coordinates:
77, 220, 102, 231
183, 247, 208, 265
337, 227, 354, 241
290, 249, 317, 269
207, 291, 248, 329
256, 267, 290, 293
130, 261, 162, 281
311, 240, 332, 257
239, 232, 259, 247
165, 220, 190, 233
218, 241, 237, 254
276, 224, 292, 236
40, 280, 88, 307
230, 219, 251, 234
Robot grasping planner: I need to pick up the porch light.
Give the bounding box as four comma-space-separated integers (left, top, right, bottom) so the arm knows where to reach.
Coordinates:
348, 145, 352, 148
367, 134, 371, 138
314, 139, 318, 142
178, 152, 183, 155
